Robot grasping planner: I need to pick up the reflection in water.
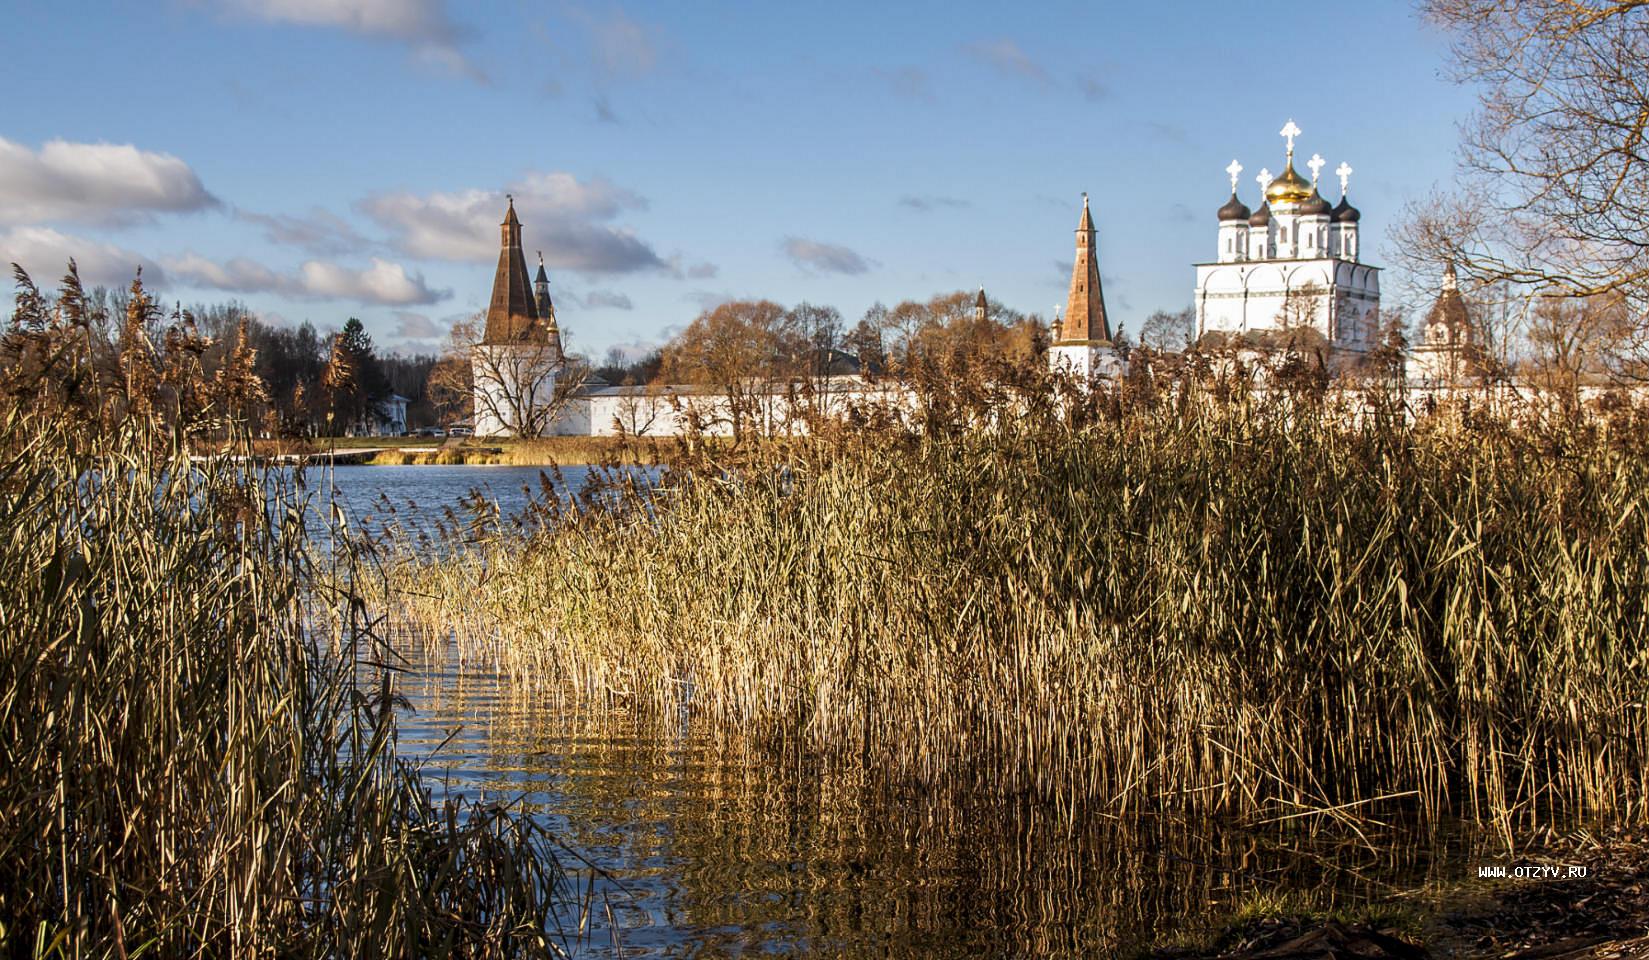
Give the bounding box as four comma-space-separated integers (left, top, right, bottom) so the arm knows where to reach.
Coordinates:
394, 639, 1469, 958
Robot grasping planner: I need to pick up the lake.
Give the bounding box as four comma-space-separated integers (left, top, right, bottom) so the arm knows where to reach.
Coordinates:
334, 465, 1467, 957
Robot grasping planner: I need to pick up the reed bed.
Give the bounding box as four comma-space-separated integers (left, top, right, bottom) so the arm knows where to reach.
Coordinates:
384, 382, 1649, 834
0, 406, 581, 958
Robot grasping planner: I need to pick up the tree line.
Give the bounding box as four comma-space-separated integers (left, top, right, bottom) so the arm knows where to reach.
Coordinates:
3, 262, 437, 437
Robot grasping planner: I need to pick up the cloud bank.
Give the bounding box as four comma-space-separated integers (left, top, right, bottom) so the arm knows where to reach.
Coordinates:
167, 252, 447, 305
359, 171, 666, 274
215, 0, 481, 78
0, 137, 218, 226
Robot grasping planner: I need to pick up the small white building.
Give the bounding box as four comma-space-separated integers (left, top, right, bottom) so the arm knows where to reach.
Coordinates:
1194, 121, 1380, 350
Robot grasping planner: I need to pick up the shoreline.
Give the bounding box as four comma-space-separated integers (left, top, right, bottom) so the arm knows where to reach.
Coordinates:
239, 436, 669, 467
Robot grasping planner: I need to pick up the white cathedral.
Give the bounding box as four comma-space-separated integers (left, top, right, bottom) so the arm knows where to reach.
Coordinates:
1193, 121, 1381, 349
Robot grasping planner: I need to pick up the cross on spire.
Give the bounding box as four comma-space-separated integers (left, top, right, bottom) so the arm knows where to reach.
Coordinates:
1226, 159, 1243, 192
1335, 161, 1353, 195
1279, 119, 1302, 158
1308, 153, 1325, 185
1257, 167, 1274, 193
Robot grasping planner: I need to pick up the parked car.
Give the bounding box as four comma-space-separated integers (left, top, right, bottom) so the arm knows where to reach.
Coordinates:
415, 427, 445, 438
447, 426, 473, 437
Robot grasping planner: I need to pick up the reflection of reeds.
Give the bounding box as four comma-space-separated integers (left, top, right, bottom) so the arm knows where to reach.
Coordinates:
0, 409, 580, 957
386, 382, 1649, 836
392, 659, 1453, 956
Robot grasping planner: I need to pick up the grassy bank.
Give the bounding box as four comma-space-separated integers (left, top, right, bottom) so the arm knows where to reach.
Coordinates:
383, 383, 1649, 834
330, 435, 666, 466
0, 407, 577, 957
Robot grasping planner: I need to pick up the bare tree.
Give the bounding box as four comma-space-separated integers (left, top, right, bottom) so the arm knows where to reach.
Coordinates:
610, 383, 668, 436
1416, 0, 1649, 376
1526, 291, 1633, 407
442, 314, 581, 437
1139, 307, 1195, 351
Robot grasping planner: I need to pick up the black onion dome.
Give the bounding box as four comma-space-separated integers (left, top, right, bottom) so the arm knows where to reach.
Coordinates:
1332, 196, 1361, 223
1248, 201, 1272, 227
1217, 192, 1252, 222
1299, 190, 1332, 216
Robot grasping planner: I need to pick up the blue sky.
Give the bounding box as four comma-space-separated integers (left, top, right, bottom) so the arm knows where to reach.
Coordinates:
0, 1, 1478, 359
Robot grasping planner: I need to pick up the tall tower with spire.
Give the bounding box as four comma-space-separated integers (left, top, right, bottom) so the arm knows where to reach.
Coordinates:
484, 198, 539, 342
1193, 120, 1381, 352
1049, 194, 1124, 379
474, 198, 568, 437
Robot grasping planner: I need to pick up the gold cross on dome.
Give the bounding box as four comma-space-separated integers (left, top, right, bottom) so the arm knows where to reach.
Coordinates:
1279, 120, 1302, 157
1225, 159, 1243, 192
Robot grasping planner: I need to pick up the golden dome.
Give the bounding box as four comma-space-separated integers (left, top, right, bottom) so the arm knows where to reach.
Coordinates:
1265, 162, 1314, 205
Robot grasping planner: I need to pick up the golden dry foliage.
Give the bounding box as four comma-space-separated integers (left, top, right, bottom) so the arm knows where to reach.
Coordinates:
384, 380, 1649, 840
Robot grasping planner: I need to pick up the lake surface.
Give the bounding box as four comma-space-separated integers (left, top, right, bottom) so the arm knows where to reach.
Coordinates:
339, 465, 1467, 956
321, 463, 594, 522
392, 639, 1466, 958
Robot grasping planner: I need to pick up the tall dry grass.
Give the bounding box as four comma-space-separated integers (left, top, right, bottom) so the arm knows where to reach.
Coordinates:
0, 405, 582, 958
384, 374, 1649, 836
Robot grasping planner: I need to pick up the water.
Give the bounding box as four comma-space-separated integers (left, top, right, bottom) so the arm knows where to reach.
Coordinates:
320, 463, 591, 522
391, 642, 1465, 958
335, 465, 1466, 956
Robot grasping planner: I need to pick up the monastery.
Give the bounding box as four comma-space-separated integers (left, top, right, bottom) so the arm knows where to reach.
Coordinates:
472, 121, 1481, 437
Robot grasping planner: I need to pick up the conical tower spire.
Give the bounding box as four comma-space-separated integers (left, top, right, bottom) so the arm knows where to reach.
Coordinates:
533, 251, 564, 361
484, 196, 540, 342
1059, 194, 1110, 343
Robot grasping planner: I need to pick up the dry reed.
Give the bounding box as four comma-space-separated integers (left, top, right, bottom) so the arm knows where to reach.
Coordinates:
383, 378, 1649, 835
0, 406, 584, 958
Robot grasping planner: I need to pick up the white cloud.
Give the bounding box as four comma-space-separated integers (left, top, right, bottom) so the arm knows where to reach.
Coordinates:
216, 0, 481, 79
166, 252, 447, 305
583, 289, 633, 310
233, 206, 369, 256
0, 137, 218, 226
565, 5, 659, 81
358, 172, 666, 273
0, 226, 166, 289
964, 38, 1048, 85
390, 311, 442, 340
781, 237, 875, 275
898, 195, 970, 213
301, 258, 443, 304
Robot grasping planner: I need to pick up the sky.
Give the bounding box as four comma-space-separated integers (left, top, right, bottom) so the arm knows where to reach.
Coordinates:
0, 0, 1483, 360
